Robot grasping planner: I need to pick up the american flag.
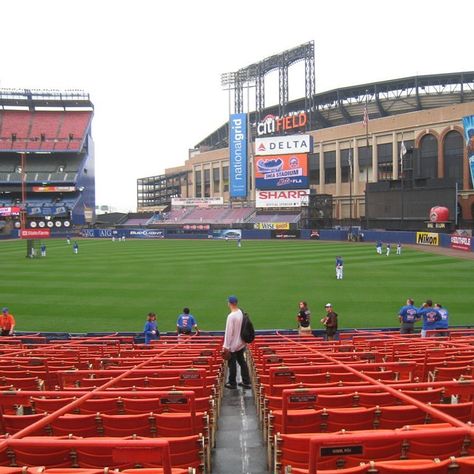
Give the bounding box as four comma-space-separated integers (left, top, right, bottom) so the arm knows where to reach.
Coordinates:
400, 140, 407, 174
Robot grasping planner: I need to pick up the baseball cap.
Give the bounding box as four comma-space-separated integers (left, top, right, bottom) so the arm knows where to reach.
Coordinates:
228, 295, 238, 304
2, 307, 8, 313
325, 303, 332, 308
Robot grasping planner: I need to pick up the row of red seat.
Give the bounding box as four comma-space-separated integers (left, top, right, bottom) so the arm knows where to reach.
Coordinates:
0, 335, 225, 473
0, 111, 92, 152
247, 331, 474, 473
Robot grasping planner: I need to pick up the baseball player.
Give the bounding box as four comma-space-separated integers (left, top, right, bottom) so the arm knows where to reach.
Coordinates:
335, 256, 344, 280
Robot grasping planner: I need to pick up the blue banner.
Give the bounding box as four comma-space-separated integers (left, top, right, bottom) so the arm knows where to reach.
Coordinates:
462, 115, 474, 189
229, 113, 247, 198
27, 205, 69, 216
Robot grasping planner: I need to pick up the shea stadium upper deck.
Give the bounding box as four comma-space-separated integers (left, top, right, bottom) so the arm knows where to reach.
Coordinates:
196, 71, 474, 150
0, 88, 93, 110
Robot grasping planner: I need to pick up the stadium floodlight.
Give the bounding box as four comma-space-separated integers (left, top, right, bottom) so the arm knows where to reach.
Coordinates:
221, 72, 236, 88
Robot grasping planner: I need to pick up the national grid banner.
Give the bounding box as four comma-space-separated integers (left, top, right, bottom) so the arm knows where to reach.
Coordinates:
229, 113, 247, 198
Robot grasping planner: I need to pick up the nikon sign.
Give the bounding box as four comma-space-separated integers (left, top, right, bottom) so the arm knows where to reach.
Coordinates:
416, 232, 439, 246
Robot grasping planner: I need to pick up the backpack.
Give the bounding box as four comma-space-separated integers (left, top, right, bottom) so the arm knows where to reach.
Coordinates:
240, 311, 255, 343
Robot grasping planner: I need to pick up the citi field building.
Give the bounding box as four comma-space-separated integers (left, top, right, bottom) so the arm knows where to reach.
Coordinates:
137, 42, 474, 230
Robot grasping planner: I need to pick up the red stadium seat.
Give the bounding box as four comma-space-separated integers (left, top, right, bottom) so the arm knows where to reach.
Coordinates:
429, 402, 474, 423
2, 414, 49, 436
31, 396, 77, 414
100, 413, 155, 437
49, 414, 101, 437
376, 405, 427, 429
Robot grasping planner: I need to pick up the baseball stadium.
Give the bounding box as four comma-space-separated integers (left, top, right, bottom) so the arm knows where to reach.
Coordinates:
1, 41, 474, 473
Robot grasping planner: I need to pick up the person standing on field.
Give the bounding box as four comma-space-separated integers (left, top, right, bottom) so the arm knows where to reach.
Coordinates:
335, 256, 344, 280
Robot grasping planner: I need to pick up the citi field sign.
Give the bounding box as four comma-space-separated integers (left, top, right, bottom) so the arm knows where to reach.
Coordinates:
255, 134, 313, 156
256, 111, 307, 136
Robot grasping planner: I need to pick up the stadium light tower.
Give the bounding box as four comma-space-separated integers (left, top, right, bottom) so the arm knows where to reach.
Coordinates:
20, 153, 27, 233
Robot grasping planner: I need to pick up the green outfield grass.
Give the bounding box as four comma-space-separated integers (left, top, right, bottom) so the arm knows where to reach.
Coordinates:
1, 238, 473, 333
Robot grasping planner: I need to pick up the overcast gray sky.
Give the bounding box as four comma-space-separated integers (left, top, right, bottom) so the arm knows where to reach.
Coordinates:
1, 0, 472, 211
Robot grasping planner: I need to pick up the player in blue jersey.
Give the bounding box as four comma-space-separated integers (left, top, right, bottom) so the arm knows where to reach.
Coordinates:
376, 241, 382, 255
417, 299, 441, 337
335, 256, 344, 280
176, 307, 200, 335
434, 303, 449, 337
398, 298, 418, 334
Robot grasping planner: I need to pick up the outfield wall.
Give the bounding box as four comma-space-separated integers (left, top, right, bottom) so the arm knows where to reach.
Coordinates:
2, 227, 473, 252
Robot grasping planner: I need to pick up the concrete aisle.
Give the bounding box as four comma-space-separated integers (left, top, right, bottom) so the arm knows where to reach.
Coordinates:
212, 385, 270, 474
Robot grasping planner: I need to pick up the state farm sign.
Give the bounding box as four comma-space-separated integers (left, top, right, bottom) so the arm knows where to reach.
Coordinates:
255, 134, 312, 156
256, 189, 310, 208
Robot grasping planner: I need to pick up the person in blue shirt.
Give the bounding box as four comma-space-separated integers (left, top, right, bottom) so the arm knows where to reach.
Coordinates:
73, 241, 79, 254
144, 312, 159, 344
434, 303, 449, 337
335, 256, 344, 280
40, 244, 46, 257
417, 299, 441, 338
376, 241, 382, 255
176, 307, 199, 335
398, 298, 418, 334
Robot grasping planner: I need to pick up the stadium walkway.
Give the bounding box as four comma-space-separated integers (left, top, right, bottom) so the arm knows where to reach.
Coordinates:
213, 385, 269, 474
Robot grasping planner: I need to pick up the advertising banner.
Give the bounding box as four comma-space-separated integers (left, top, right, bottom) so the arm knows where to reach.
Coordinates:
450, 234, 471, 251
256, 112, 307, 136
183, 224, 210, 230
32, 186, 76, 192
255, 153, 308, 189
81, 229, 165, 239
416, 232, 439, 246
20, 229, 51, 239
0, 206, 21, 216
271, 230, 301, 239
255, 134, 312, 156
254, 222, 290, 230
212, 229, 242, 240
172, 197, 223, 207
27, 205, 68, 217
462, 115, 474, 189
229, 113, 247, 198
256, 189, 310, 208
